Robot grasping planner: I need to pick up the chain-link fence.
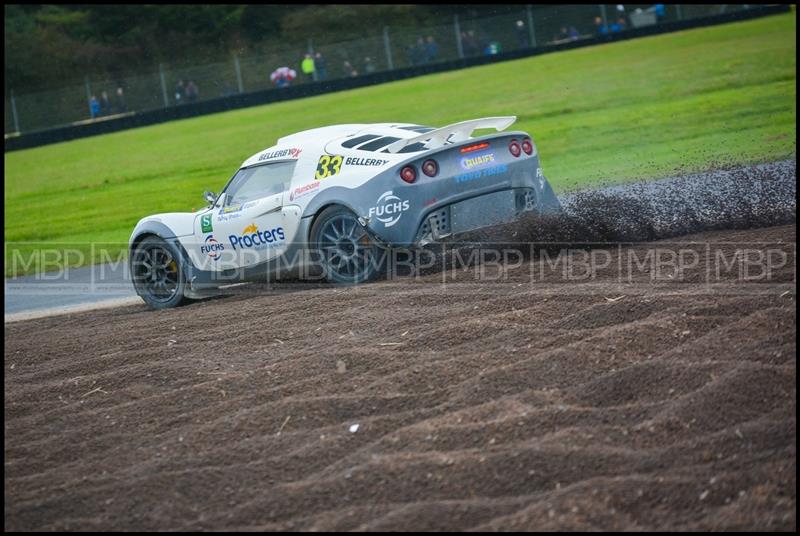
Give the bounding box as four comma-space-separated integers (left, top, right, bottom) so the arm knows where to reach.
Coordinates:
3, 5, 763, 136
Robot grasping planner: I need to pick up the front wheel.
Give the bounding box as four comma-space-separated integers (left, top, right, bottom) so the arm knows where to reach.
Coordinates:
130, 235, 188, 309
310, 206, 384, 285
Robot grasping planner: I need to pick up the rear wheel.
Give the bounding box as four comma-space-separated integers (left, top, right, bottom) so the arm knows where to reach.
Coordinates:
310, 206, 384, 284
130, 235, 188, 309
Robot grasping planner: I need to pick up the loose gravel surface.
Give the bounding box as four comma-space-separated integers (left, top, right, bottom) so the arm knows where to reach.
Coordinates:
4, 222, 795, 530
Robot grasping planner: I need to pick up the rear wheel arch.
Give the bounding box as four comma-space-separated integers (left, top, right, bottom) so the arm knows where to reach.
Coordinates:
308, 203, 348, 242
308, 205, 383, 285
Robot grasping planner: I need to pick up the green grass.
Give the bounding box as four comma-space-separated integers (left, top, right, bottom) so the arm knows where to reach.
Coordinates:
4, 13, 796, 276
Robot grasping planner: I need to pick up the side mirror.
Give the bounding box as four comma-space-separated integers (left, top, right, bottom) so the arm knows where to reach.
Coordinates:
203, 191, 217, 205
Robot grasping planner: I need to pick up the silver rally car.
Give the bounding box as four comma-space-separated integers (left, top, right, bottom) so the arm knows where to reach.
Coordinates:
129, 116, 562, 308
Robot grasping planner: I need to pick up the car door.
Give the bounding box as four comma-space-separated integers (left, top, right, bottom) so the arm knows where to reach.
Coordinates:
195, 160, 298, 271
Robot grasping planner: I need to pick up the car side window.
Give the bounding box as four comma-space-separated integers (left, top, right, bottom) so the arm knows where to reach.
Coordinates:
224, 161, 296, 206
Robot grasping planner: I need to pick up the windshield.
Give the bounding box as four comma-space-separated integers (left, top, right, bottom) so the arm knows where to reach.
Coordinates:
223, 161, 296, 206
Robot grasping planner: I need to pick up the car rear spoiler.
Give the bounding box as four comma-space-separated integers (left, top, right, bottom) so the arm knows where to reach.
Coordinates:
385, 116, 517, 154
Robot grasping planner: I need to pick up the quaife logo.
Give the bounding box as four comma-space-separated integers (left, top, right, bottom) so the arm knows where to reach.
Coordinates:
368, 191, 410, 228
228, 223, 286, 250
460, 151, 496, 171
200, 234, 224, 260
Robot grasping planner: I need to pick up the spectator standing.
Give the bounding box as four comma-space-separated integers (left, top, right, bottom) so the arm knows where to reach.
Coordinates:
654, 3, 666, 22
477, 30, 491, 54
610, 17, 627, 32
425, 36, 438, 63
301, 53, 315, 82
459, 32, 468, 56
174, 80, 184, 104
515, 20, 529, 48
99, 91, 111, 116
483, 41, 501, 56
89, 95, 100, 119
343, 61, 358, 77
406, 42, 419, 66
115, 87, 127, 113
274, 71, 291, 88
614, 4, 630, 29
185, 81, 198, 103
414, 37, 426, 65
314, 52, 327, 80
568, 26, 580, 40
462, 30, 479, 56
363, 57, 376, 74
271, 66, 297, 88
593, 16, 609, 35
555, 26, 570, 41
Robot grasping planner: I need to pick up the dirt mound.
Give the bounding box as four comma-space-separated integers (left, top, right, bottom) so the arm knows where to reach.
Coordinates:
4, 224, 795, 531
473, 159, 797, 245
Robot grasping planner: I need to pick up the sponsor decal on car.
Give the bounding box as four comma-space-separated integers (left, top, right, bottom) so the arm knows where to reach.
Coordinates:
216, 201, 257, 222
344, 157, 389, 167
460, 151, 496, 171
228, 223, 286, 250
368, 190, 410, 228
315, 154, 344, 180
201, 214, 213, 233
200, 234, 224, 260
258, 147, 302, 162
536, 167, 545, 188
454, 164, 508, 184
289, 181, 321, 201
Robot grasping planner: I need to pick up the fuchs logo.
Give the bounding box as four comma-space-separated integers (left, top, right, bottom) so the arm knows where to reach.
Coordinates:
258, 147, 302, 162
460, 151, 496, 171
368, 190, 410, 228
200, 234, 224, 260
228, 223, 286, 250
290, 181, 320, 201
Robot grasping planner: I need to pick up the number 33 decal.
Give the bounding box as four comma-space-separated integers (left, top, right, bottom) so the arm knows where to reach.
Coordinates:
315, 154, 343, 180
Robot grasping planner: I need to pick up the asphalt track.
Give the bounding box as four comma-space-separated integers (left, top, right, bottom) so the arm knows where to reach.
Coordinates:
4, 159, 795, 320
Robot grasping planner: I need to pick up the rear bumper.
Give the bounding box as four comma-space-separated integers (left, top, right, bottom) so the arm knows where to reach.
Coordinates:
413, 185, 561, 245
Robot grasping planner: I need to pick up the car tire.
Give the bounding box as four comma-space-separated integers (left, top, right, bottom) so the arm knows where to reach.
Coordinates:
310, 205, 385, 285
130, 235, 189, 309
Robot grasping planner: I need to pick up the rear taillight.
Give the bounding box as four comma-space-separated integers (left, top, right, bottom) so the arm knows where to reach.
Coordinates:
421, 159, 438, 177
400, 165, 417, 183
521, 138, 533, 155
509, 140, 521, 157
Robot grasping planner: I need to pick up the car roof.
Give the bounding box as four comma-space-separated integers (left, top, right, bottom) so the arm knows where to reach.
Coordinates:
240, 123, 433, 168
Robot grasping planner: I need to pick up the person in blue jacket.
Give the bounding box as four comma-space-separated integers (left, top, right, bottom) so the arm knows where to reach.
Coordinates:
89, 95, 100, 119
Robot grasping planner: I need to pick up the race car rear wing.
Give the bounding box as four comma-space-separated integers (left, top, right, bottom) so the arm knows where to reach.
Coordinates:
385, 116, 517, 154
